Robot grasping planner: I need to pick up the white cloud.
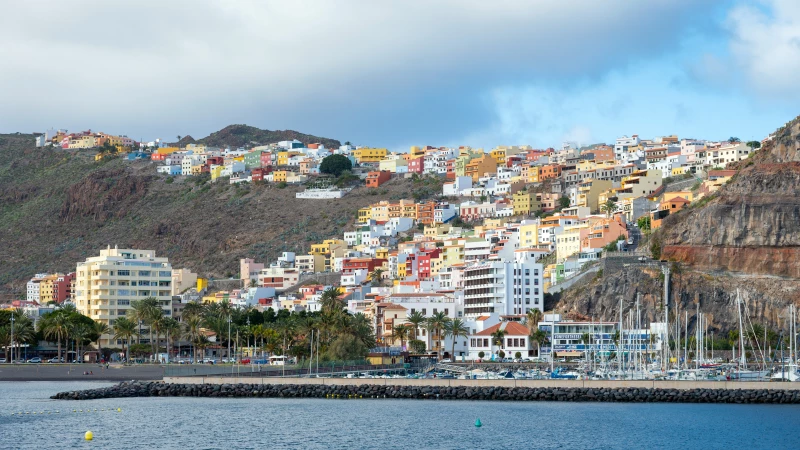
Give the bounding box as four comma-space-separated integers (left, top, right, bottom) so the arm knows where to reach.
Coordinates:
726, 0, 800, 99
0, 0, 713, 144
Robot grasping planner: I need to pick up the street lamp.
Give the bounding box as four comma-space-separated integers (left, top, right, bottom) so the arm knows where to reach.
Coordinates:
246, 317, 250, 358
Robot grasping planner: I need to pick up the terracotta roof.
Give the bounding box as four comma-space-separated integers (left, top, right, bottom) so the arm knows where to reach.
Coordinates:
473, 321, 531, 336
475, 315, 491, 321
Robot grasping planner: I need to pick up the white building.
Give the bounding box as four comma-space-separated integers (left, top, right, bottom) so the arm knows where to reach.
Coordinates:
26, 273, 48, 302
74, 247, 173, 347
462, 255, 544, 318
468, 320, 535, 360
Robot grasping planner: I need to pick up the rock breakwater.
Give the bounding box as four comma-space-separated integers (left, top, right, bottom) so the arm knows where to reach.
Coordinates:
51, 381, 800, 404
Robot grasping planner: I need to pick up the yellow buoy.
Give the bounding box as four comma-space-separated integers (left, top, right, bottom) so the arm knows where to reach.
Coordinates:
85, 431, 93, 441
117, 408, 121, 412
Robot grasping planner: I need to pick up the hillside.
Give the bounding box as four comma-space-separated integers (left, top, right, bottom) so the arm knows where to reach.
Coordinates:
0, 133, 440, 298
658, 115, 800, 278
553, 115, 800, 334
175, 124, 341, 149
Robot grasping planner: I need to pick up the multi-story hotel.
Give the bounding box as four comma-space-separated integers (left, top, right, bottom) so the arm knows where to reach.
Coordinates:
74, 247, 173, 346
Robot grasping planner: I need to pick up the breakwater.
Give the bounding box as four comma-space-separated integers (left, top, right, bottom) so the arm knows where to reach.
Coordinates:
52, 381, 800, 404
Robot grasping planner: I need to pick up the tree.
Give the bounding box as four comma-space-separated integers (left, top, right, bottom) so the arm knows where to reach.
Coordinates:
161, 317, 182, 362
515, 351, 522, 359
319, 154, 353, 177
530, 329, 548, 356
391, 324, 410, 349
445, 318, 469, 361
406, 311, 426, 341
370, 268, 384, 286
426, 312, 451, 360
601, 199, 617, 217
93, 321, 110, 361
727, 137, 741, 144
637, 216, 651, 232
558, 196, 570, 209
183, 317, 204, 363
409, 339, 426, 354
746, 140, 761, 150
526, 309, 543, 333
478, 351, 485, 359
39, 311, 71, 362
320, 287, 344, 313
491, 328, 507, 348
112, 317, 137, 362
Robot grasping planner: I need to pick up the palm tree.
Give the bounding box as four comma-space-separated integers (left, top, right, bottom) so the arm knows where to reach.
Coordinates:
319, 287, 344, 312
491, 328, 507, 358
370, 268, 384, 286
183, 317, 204, 363
601, 199, 616, 217
426, 312, 450, 359
39, 311, 71, 362
526, 309, 543, 333
131, 297, 159, 349
71, 322, 92, 363
530, 329, 548, 356
148, 309, 166, 362
406, 311, 426, 341
580, 332, 591, 361
161, 317, 182, 362
391, 324, 409, 349
93, 321, 109, 361
112, 317, 137, 362
181, 301, 205, 321
445, 318, 469, 362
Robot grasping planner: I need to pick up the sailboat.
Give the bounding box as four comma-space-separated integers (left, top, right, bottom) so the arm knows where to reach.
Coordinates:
729, 290, 770, 381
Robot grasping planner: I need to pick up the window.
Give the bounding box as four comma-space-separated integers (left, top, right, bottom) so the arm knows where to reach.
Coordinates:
422, 309, 427, 315
117, 270, 130, 276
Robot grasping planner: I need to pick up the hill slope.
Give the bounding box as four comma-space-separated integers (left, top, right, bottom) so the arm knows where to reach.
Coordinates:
0, 133, 440, 298
176, 124, 341, 149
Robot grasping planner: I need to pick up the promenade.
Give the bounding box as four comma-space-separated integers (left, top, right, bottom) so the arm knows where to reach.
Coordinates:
0, 364, 164, 381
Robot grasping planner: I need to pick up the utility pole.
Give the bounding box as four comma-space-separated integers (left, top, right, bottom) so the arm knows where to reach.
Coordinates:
10, 312, 15, 363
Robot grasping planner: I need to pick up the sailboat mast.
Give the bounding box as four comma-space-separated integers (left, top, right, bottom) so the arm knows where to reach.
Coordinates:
737, 290, 746, 368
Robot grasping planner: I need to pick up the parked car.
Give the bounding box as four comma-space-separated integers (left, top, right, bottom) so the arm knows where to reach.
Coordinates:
627, 238, 634, 245
440, 358, 452, 363
0, 358, 6, 363
202, 358, 217, 364
48, 357, 65, 363
178, 359, 192, 364
240, 359, 251, 365
27, 357, 42, 363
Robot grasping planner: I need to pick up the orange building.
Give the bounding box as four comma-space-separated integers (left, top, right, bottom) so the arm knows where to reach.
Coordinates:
464, 155, 497, 181
366, 170, 392, 188
539, 164, 562, 181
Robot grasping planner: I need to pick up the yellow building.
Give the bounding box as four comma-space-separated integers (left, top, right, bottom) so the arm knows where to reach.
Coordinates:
489, 147, 507, 165
615, 169, 663, 200
38, 275, 58, 304
375, 247, 389, 260
357, 207, 373, 224
577, 179, 613, 213
210, 165, 224, 181
310, 239, 347, 256
276, 151, 289, 166
663, 190, 694, 203
409, 146, 425, 158
273, 170, 288, 183
197, 277, 208, 291
519, 223, 539, 248
512, 191, 541, 216
555, 226, 585, 262
443, 244, 465, 266
671, 166, 687, 176
353, 147, 388, 163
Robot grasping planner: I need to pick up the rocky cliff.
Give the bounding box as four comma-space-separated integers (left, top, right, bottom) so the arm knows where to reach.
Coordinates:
555, 265, 800, 335
659, 116, 800, 278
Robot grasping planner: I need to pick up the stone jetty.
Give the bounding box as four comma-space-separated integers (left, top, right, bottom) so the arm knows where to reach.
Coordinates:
51, 381, 800, 404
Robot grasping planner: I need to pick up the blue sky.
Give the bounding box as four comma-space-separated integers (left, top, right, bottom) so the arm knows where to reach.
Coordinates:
1, 0, 798, 150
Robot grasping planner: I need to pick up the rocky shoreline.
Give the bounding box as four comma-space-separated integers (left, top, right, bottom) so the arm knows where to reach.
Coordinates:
51, 381, 800, 404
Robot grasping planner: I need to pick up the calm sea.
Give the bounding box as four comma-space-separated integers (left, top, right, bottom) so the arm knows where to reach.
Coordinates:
1, 381, 800, 449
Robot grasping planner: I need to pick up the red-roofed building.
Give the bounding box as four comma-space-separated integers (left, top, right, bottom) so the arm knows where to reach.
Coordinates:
468, 321, 535, 360
366, 170, 391, 188
342, 257, 387, 274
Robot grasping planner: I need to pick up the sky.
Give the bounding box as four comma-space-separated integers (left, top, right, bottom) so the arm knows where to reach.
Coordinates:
1, 0, 799, 150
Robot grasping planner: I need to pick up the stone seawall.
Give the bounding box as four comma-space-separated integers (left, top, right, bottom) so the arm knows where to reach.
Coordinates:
52, 381, 800, 404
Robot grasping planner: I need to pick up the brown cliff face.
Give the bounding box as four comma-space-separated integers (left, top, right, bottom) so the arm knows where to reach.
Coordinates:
555, 266, 800, 335
660, 116, 800, 278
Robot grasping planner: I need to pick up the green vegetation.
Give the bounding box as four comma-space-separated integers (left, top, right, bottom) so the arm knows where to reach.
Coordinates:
319, 154, 353, 177
637, 216, 651, 232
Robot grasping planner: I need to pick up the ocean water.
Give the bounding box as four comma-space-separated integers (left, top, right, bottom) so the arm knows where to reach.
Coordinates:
1, 381, 800, 449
